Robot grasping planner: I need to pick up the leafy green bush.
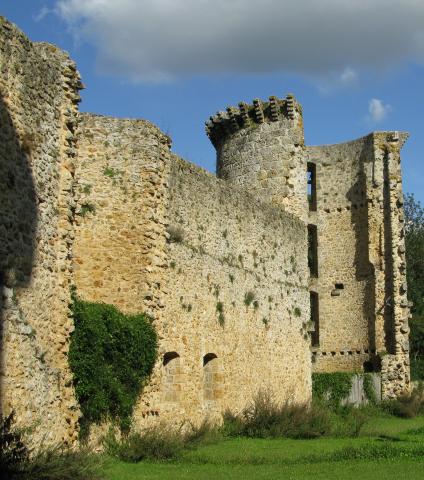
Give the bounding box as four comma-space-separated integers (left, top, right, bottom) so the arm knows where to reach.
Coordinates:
69, 298, 157, 435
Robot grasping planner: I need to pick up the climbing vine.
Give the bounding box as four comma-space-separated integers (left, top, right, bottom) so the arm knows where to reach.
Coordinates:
312, 372, 354, 407
69, 296, 157, 436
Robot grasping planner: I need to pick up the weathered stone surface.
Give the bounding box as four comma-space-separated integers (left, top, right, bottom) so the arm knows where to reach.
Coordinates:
0, 16, 80, 446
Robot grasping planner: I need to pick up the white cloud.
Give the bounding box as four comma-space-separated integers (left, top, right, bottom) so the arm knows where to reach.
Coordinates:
34, 6, 51, 22
317, 67, 359, 95
55, 0, 424, 83
368, 98, 392, 123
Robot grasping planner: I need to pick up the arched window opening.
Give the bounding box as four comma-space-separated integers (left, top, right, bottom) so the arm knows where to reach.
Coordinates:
203, 353, 222, 401
163, 351, 182, 402
163, 351, 179, 366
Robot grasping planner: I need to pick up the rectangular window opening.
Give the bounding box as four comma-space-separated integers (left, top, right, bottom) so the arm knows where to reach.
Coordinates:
310, 291, 319, 348
308, 224, 318, 278
307, 162, 317, 211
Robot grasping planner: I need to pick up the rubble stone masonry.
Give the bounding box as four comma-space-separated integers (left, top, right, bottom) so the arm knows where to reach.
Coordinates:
0, 16, 81, 445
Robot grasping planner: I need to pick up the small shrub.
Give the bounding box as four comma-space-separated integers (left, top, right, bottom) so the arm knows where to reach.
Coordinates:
104, 425, 185, 462
185, 419, 221, 447
20, 447, 102, 480
78, 203, 96, 217
103, 166, 120, 178
216, 302, 225, 326
222, 390, 333, 439
244, 291, 255, 307
167, 225, 184, 243
81, 184, 92, 195
105, 420, 220, 463
294, 307, 301, 317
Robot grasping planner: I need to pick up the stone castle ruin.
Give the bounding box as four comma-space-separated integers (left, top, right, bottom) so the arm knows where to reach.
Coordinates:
0, 17, 411, 445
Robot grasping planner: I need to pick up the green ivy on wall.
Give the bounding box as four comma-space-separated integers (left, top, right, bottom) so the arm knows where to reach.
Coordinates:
312, 372, 379, 407
69, 297, 157, 437
312, 372, 354, 407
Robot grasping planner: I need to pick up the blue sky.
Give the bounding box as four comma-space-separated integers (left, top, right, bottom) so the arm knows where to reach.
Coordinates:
1, 0, 423, 203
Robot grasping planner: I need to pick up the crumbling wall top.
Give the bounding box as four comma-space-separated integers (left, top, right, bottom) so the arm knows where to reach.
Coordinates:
205, 93, 302, 149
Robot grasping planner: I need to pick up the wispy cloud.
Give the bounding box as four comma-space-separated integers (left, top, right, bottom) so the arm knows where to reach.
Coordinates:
317, 67, 359, 94
34, 6, 51, 22
367, 98, 392, 123
55, 0, 424, 83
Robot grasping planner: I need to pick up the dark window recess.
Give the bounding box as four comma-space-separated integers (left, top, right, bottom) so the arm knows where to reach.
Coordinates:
335, 283, 344, 290
163, 351, 179, 366
310, 291, 319, 347
307, 163, 317, 211
308, 224, 318, 277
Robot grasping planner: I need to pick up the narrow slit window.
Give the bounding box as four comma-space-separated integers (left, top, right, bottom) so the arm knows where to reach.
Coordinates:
308, 224, 318, 277
310, 291, 319, 347
307, 163, 317, 211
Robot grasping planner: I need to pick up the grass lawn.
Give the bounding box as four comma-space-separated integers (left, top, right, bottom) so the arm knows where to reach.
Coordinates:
101, 416, 424, 480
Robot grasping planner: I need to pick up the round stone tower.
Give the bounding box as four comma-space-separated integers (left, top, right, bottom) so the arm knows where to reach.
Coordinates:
206, 94, 307, 220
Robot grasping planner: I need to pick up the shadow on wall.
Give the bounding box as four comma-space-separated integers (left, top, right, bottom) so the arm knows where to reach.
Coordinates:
0, 94, 38, 413
347, 142, 377, 369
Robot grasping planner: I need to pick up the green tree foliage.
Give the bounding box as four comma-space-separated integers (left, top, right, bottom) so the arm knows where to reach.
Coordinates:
69, 298, 158, 435
404, 194, 424, 379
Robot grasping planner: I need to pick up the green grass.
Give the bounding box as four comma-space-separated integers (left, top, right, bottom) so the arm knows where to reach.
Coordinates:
100, 416, 424, 480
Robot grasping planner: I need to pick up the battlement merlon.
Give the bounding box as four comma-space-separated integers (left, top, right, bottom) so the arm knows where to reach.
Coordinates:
205, 93, 303, 149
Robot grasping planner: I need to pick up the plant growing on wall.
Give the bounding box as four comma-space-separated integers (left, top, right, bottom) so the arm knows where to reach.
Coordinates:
77, 203, 96, 217
312, 373, 353, 407
69, 297, 157, 436
244, 291, 255, 307
216, 301, 225, 326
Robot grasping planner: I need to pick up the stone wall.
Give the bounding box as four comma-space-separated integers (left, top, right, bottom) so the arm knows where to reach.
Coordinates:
306, 137, 377, 372
306, 133, 411, 396
74, 132, 311, 426
134, 156, 311, 424
0, 17, 81, 445
73, 113, 170, 319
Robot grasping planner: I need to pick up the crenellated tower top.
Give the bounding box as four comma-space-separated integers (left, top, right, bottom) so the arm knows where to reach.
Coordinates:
205, 93, 306, 220
205, 94, 303, 149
